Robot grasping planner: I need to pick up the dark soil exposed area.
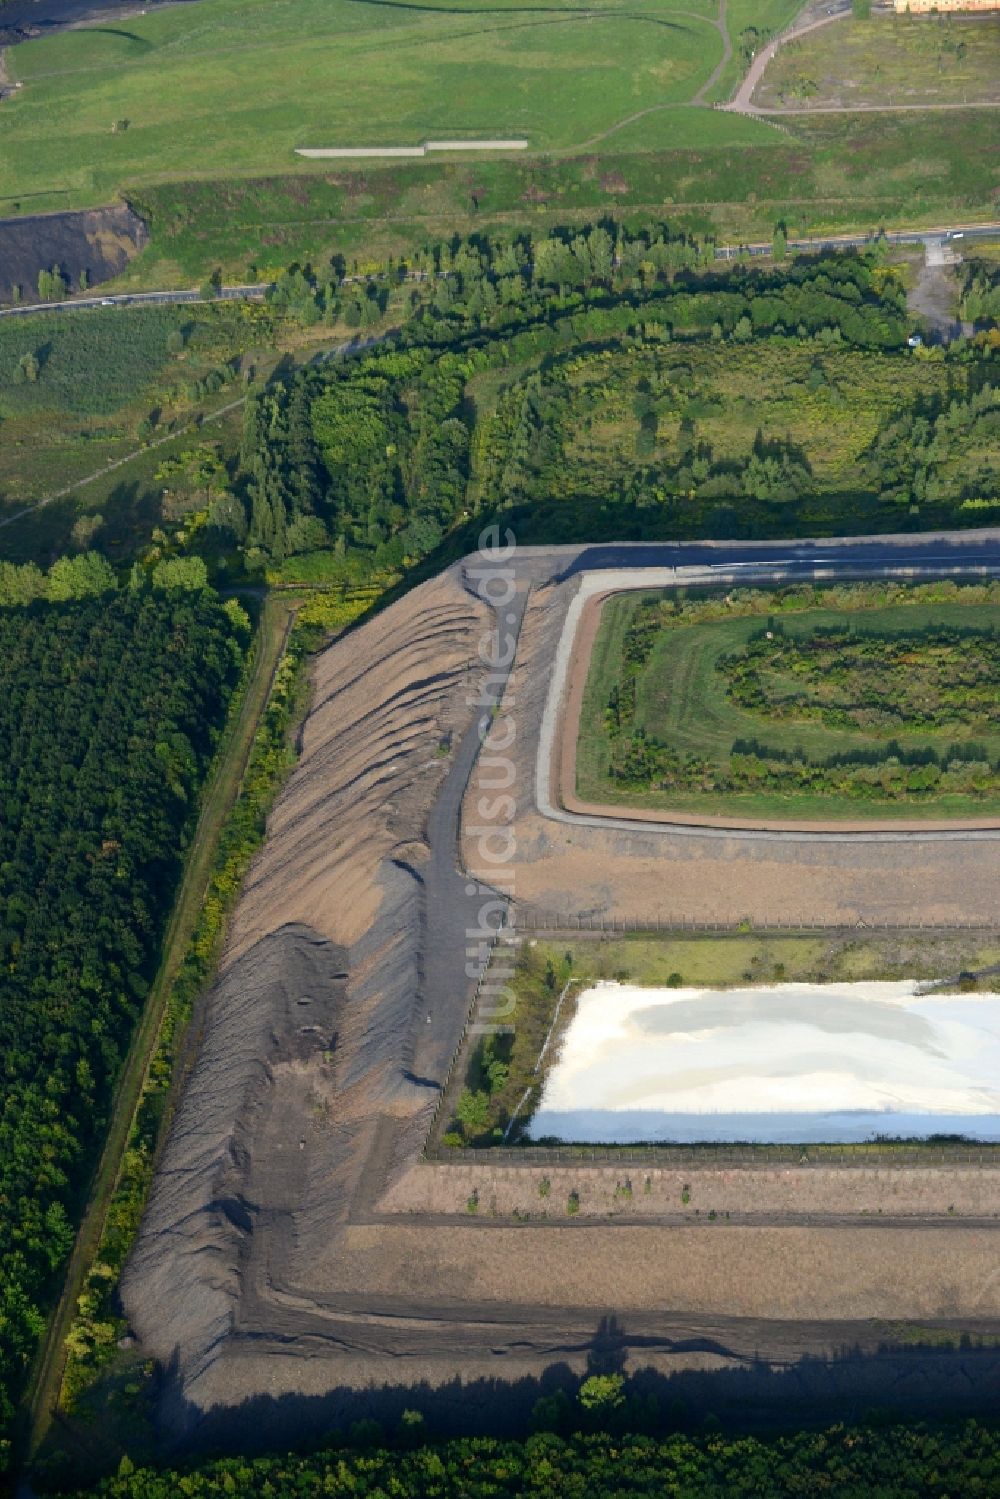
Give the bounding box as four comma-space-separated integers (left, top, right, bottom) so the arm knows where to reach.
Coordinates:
0, 203, 147, 302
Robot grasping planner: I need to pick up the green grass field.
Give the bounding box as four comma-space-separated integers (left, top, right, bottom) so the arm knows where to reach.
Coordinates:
577, 590, 1000, 820
755, 12, 1000, 109
98, 105, 999, 287
702, 0, 802, 103
1, 0, 729, 207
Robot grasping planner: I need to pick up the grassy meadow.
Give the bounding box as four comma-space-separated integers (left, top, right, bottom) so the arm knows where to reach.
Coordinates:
105, 106, 1000, 287
577, 590, 1000, 820
1, 0, 727, 207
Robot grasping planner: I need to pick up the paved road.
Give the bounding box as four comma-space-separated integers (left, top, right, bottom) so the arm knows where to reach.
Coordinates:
526, 534, 1000, 844
715, 220, 1000, 260
409, 577, 531, 1088
0, 282, 268, 319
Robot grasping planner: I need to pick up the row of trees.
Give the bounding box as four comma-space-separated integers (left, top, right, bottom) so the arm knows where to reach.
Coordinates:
0, 582, 247, 1466
0, 552, 210, 606
57, 1417, 1000, 1496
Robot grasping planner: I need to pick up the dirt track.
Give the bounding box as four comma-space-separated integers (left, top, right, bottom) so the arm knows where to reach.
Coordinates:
122, 569, 496, 1425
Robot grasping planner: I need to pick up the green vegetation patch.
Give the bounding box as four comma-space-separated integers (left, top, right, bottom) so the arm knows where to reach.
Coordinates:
755, 13, 1000, 110
5, 235, 998, 594
1, 0, 724, 210
48, 1418, 1000, 1498
579, 581, 1000, 819
104, 109, 1000, 288
0, 301, 280, 521
721, 624, 1000, 735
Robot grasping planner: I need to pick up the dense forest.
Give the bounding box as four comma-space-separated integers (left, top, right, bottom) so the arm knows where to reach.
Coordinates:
0, 579, 247, 1468
7, 224, 997, 574
56, 1417, 1000, 1497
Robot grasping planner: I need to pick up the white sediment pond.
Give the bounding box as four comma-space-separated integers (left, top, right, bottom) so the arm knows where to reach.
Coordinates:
528, 981, 1000, 1144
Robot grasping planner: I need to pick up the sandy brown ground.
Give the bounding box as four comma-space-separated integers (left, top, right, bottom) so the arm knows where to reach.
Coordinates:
226, 573, 485, 955
382, 1160, 1000, 1222
121, 549, 1000, 1453
313, 1221, 1000, 1320
463, 577, 1000, 925
123, 570, 492, 1414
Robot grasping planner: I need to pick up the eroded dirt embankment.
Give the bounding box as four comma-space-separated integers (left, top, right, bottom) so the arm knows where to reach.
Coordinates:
0, 204, 147, 303
121, 571, 489, 1420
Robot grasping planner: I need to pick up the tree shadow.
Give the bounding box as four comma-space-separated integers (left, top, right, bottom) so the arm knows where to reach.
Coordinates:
142, 1313, 1000, 1464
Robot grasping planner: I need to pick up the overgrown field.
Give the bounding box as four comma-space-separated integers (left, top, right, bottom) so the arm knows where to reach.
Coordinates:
755, 12, 1000, 109
440, 928, 1000, 1147
4, 236, 999, 581
0, 301, 270, 524
116, 106, 1000, 286
577, 582, 1000, 819
0, 294, 395, 562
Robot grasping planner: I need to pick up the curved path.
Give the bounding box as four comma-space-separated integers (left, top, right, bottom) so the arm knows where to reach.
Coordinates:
690, 0, 730, 107
723, 0, 849, 114
725, 1, 1000, 118
530, 537, 1000, 844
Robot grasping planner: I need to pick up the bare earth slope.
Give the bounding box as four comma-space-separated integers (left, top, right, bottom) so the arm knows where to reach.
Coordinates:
122, 570, 490, 1427
0, 204, 147, 303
